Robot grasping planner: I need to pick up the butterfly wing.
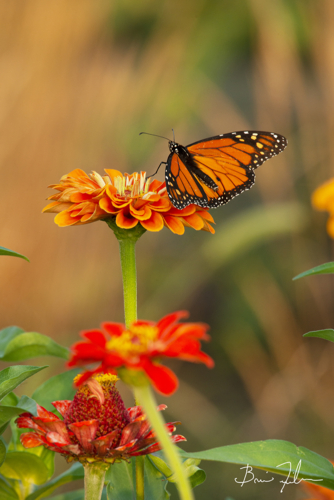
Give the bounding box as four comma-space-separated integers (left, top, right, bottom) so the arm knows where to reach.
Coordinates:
165, 130, 287, 209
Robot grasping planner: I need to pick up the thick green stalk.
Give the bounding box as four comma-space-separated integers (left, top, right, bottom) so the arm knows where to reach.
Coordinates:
84, 463, 108, 500
134, 385, 194, 500
118, 238, 137, 327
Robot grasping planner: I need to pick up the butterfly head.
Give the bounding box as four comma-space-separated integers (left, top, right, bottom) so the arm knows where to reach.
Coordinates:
168, 141, 180, 154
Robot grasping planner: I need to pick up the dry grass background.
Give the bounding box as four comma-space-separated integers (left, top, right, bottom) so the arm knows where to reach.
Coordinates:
1, 1, 334, 499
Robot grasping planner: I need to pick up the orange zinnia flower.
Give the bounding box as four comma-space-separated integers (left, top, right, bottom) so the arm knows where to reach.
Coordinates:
68, 311, 214, 396
16, 374, 185, 463
43, 169, 215, 235
312, 178, 334, 238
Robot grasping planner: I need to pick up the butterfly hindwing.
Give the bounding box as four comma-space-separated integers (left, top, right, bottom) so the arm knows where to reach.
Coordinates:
165, 130, 287, 209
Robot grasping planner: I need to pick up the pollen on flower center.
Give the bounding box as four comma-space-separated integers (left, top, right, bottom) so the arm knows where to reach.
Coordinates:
106, 325, 159, 357
113, 171, 151, 199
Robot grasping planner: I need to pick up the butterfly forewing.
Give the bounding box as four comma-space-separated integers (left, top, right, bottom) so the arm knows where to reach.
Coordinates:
165, 130, 287, 209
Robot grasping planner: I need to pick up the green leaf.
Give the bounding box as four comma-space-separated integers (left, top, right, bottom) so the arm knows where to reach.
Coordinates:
0, 452, 50, 486
0, 327, 25, 358
293, 262, 334, 280
0, 393, 19, 436
0, 405, 33, 429
46, 491, 85, 500
149, 452, 206, 489
0, 440, 6, 467
106, 457, 170, 500
26, 462, 84, 500
0, 475, 19, 500
0, 366, 47, 401
0, 246, 29, 262
0, 395, 37, 435
178, 440, 334, 489
32, 368, 81, 411
1, 332, 69, 361
1, 393, 19, 407
304, 330, 334, 343
47, 489, 108, 500
106, 460, 134, 500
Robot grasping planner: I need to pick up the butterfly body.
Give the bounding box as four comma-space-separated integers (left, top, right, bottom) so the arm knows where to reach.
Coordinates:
164, 130, 287, 209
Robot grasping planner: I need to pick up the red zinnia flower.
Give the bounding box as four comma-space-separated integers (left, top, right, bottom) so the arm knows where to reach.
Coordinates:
68, 311, 214, 395
43, 169, 215, 235
16, 374, 185, 463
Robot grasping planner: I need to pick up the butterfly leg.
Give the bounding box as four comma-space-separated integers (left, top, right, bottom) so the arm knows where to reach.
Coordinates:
147, 161, 167, 179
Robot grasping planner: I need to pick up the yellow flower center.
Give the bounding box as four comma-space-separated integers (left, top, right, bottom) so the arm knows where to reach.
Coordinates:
106, 325, 159, 358
113, 172, 151, 199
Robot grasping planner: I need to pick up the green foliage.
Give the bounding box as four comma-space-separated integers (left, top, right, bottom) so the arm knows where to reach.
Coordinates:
106, 456, 170, 500
293, 262, 334, 280
304, 330, 334, 343
47, 489, 107, 500
0, 327, 69, 361
46, 491, 85, 500
0, 440, 6, 467
25, 463, 84, 500
0, 366, 47, 402
149, 451, 206, 489
0, 246, 29, 262
0, 452, 51, 486
0, 396, 37, 433
32, 368, 81, 412
179, 440, 334, 489
0, 474, 19, 500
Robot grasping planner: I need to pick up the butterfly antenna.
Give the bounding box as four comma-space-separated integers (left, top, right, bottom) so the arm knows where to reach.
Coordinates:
172, 128, 175, 142
139, 132, 170, 141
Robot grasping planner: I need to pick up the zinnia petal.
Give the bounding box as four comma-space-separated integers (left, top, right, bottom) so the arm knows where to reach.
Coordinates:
163, 215, 185, 235
140, 211, 164, 232
116, 210, 139, 229
141, 359, 179, 395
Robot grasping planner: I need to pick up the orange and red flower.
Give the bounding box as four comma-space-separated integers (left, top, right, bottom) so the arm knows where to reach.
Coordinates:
43, 169, 215, 235
16, 374, 185, 463
68, 311, 214, 395
312, 178, 334, 238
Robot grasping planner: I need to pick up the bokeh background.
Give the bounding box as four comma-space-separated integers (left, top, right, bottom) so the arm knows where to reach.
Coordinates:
1, 1, 334, 499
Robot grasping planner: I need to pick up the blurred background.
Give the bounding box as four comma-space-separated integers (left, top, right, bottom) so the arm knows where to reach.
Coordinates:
1, 1, 334, 498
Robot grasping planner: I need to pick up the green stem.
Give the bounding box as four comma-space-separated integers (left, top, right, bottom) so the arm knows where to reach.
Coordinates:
118, 238, 137, 327
135, 455, 145, 500
134, 385, 194, 500
84, 463, 108, 500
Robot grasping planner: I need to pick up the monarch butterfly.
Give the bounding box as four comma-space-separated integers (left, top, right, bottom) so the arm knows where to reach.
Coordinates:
142, 130, 287, 209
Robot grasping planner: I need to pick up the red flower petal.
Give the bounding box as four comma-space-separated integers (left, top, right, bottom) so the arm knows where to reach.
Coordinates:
102, 322, 125, 337
93, 429, 120, 456
156, 311, 189, 336
20, 432, 46, 448
52, 400, 72, 417
141, 359, 179, 395
82, 329, 107, 347
68, 420, 99, 453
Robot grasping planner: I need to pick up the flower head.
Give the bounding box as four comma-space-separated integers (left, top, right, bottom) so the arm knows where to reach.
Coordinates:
312, 178, 334, 237
68, 311, 214, 395
43, 169, 215, 235
16, 374, 185, 463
